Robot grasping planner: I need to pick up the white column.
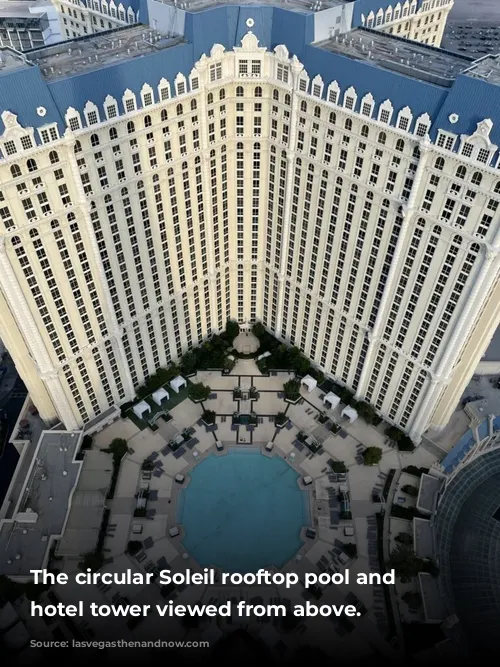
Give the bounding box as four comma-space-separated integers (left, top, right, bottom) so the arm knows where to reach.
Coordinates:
275, 56, 303, 338
0, 239, 78, 430
355, 139, 431, 399
64, 133, 135, 400
195, 58, 219, 332
410, 247, 500, 440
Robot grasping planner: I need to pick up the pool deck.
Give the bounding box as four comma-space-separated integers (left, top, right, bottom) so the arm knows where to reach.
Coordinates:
53, 363, 437, 656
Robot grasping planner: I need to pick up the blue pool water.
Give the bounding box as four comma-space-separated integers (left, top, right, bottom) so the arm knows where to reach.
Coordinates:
177, 449, 310, 573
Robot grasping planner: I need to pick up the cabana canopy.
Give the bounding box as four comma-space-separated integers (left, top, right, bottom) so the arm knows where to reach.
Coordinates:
152, 387, 169, 406
133, 401, 151, 420
301, 375, 317, 393
341, 406, 358, 424
324, 392, 340, 410
170, 375, 187, 393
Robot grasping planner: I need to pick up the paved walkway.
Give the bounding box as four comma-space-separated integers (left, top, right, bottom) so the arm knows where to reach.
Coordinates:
233, 331, 259, 354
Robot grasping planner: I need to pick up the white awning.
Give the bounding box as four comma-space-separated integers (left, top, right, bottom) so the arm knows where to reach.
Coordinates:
133, 401, 151, 420
169, 375, 187, 393
341, 406, 358, 423
301, 374, 317, 392
152, 387, 169, 406
324, 392, 340, 410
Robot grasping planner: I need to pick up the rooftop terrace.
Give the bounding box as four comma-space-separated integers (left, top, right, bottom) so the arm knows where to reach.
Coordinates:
464, 54, 500, 87
24, 25, 184, 80
0, 430, 82, 578
316, 28, 474, 86
153, 0, 347, 13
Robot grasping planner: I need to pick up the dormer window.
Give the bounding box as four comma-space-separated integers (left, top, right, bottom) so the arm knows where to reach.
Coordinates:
277, 64, 289, 83
123, 91, 136, 113
4, 140, 16, 155
106, 102, 118, 119
210, 63, 222, 82
437, 131, 456, 151
158, 80, 170, 101
20, 136, 33, 150
38, 124, 59, 144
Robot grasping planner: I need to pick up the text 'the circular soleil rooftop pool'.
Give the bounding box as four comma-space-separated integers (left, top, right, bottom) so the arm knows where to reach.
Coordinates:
177, 449, 310, 572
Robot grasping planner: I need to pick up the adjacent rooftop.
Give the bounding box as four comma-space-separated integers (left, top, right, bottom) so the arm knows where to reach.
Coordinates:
0, 430, 82, 578
24, 25, 184, 80
463, 54, 500, 87
316, 28, 474, 87
154, 0, 347, 13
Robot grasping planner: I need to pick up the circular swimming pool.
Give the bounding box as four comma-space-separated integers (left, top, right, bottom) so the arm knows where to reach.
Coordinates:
177, 449, 310, 572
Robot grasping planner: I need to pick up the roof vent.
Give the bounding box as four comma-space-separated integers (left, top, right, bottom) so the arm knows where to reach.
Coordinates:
62, 470, 68, 476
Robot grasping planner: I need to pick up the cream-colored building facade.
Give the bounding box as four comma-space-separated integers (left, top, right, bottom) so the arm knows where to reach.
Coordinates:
51, 0, 453, 48
51, 0, 137, 39
363, 0, 454, 48
0, 29, 499, 442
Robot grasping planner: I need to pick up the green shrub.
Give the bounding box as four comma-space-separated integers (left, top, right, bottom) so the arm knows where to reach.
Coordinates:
225, 319, 240, 341
402, 484, 419, 498
275, 412, 288, 427
363, 446, 383, 466
284, 378, 301, 401
328, 459, 347, 473
188, 382, 211, 402
202, 410, 216, 425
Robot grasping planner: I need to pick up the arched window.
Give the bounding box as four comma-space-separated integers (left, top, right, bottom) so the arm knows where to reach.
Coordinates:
29, 228, 39, 238
11, 236, 21, 246
395, 139, 405, 152
345, 118, 352, 131
67, 212, 76, 222
273, 89, 279, 101
378, 132, 386, 145
90, 134, 99, 147
329, 112, 336, 124
207, 93, 213, 105
254, 86, 262, 98
104, 193, 112, 203
74, 140, 82, 153
49, 151, 59, 164
109, 127, 117, 140
121, 187, 128, 196
314, 106, 321, 118
300, 101, 307, 112
455, 166, 466, 180
51, 219, 59, 229
494, 181, 500, 194
144, 114, 152, 128
434, 157, 445, 171
471, 171, 482, 186
284, 94, 291, 106
161, 109, 168, 122
236, 86, 244, 97
219, 89, 225, 100
191, 99, 197, 111
27, 158, 37, 172
176, 103, 183, 116
361, 124, 369, 138
412, 146, 420, 159
127, 121, 135, 134
10, 164, 21, 178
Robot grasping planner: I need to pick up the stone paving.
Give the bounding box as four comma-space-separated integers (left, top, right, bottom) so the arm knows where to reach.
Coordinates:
82, 367, 447, 655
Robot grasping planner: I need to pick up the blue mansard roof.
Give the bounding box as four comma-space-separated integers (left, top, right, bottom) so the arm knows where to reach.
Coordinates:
0, 4, 499, 151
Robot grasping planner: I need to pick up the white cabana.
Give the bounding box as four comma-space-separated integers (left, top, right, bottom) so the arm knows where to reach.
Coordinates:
324, 392, 340, 410
170, 375, 187, 393
341, 406, 358, 424
301, 374, 317, 393
133, 401, 151, 420
152, 387, 169, 406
